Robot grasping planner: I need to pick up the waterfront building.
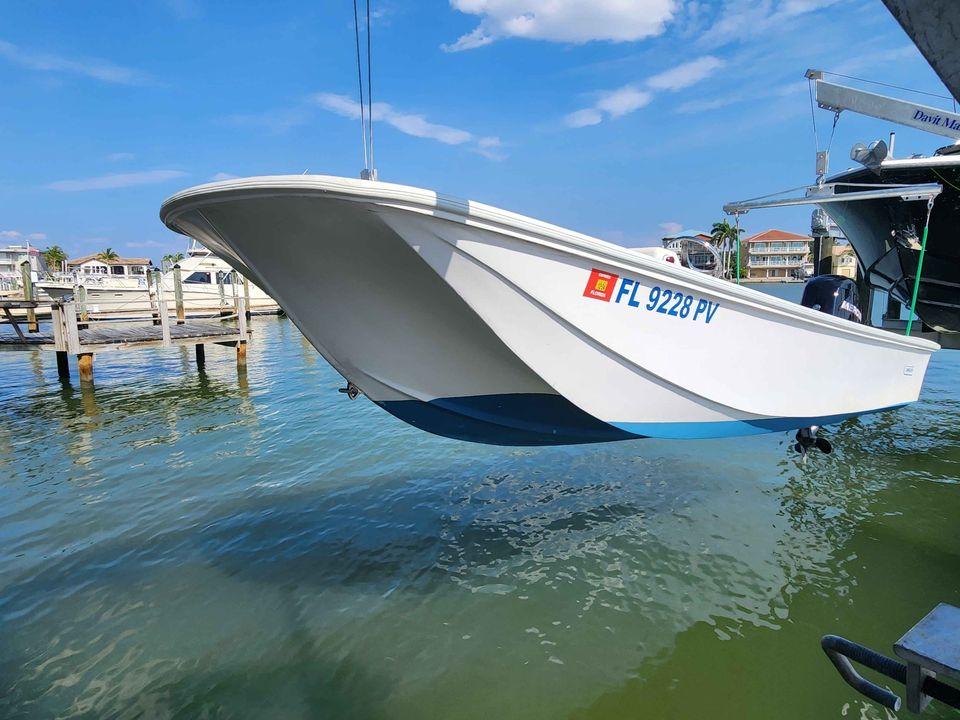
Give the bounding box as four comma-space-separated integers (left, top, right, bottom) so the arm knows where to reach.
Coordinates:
831, 243, 858, 279
661, 230, 717, 269
743, 229, 812, 281
0, 244, 44, 276
66, 254, 152, 278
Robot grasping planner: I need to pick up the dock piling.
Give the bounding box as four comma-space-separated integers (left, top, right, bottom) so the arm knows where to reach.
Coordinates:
195, 343, 205, 367
173, 264, 185, 324
236, 292, 248, 367
56, 351, 70, 380
149, 269, 161, 326
62, 301, 81, 355
218, 272, 228, 315
50, 302, 70, 380
77, 352, 94, 383
20, 260, 38, 333
243, 274, 252, 320
76, 286, 89, 328
157, 279, 172, 346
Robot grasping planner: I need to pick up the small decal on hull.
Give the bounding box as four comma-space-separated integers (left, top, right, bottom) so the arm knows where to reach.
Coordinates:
583, 269, 619, 302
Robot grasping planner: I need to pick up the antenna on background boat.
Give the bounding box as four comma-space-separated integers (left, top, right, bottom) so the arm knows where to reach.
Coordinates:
353, 0, 377, 181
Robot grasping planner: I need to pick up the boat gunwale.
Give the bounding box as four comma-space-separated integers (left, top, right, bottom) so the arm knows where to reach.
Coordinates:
160, 175, 939, 354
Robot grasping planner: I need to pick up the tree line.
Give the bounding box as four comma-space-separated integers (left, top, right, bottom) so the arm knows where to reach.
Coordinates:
37, 246, 185, 273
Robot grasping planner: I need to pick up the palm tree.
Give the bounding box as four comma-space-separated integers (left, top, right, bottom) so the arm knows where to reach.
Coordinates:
42, 245, 68, 273
97, 247, 119, 262
162, 252, 184, 271
711, 220, 746, 279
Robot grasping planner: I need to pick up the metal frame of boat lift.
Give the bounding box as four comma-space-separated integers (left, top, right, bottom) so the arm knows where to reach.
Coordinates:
723, 181, 942, 336
822, 604, 960, 714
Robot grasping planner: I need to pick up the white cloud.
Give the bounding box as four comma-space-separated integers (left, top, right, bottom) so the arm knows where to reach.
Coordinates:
703, 0, 842, 46
312, 93, 505, 158
474, 136, 506, 160
566, 56, 719, 128
225, 108, 311, 134
210, 172, 239, 181
564, 85, 652, 127
164, 0, 202, 20
675, 94, 743, 114
647, 56, 724, 91
443, 0, 678, 51
0, 230, 47, 242
564, 108, 603, 128
125, 240, 166, 248
47, 170, 188, 192
659, 221, 683, 235
596, 86, 653, 117
0, 40, 151, 85
106, 152, 136, 162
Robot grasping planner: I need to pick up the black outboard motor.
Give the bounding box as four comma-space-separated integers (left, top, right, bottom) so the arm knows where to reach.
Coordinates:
800, 274, 862, 323
792, 275, 863, 461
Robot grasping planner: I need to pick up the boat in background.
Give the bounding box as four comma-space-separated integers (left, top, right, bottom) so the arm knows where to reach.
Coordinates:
824, 151, 960, 332
161, 175, 936, 446
732, 67, 960, 334
77, 240, 280, 317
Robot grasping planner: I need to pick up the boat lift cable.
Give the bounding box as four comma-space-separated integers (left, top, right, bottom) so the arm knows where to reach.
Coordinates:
825, 109, 841, 156
352, 0, 369, 171
808, 76, 841, 180
733, 212, 741, 285
933, 168, 960, 194
905, 197, 936, 336
808, 78, 820, 155
366, 0, 374, 172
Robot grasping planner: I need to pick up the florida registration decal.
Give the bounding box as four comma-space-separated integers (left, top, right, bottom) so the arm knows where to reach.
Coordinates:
583, 269, 619, 301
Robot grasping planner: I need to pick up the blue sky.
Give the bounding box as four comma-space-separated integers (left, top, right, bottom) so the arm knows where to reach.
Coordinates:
0, 0, 953, 262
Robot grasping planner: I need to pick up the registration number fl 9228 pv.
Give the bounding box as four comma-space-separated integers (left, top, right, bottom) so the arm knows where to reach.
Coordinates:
615, 279, 719, 324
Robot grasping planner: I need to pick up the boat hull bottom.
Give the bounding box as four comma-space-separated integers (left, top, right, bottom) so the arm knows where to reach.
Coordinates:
376, 393, 639, 446
377, 394, 906, 445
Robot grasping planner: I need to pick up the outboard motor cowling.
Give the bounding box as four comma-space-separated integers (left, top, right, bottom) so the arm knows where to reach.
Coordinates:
801, 274, 862, 323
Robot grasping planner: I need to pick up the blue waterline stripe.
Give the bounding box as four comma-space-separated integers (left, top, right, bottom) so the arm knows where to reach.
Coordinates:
611, 404, 905, 439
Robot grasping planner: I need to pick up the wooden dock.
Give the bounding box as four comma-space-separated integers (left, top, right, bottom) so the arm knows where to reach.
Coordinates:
0, 277, 250, 382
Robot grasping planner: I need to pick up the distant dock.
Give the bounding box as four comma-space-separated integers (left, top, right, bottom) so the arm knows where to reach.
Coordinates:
0, 288, 250, 383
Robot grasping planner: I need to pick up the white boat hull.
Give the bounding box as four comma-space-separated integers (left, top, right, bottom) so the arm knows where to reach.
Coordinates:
161, 176, 938, 445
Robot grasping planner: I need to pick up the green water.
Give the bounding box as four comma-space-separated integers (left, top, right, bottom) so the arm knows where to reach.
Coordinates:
1, 315, 958, 719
